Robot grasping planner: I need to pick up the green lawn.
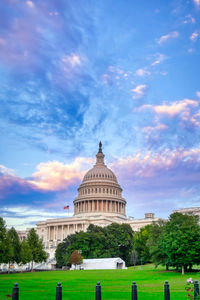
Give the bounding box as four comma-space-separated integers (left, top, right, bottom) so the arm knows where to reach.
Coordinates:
0, 264, 199, 300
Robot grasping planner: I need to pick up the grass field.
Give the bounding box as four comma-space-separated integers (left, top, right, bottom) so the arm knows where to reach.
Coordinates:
0, 264, 199, 300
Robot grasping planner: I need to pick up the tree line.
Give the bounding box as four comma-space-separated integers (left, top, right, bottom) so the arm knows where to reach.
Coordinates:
56, 212, 200, 274
0, 218, 47, 271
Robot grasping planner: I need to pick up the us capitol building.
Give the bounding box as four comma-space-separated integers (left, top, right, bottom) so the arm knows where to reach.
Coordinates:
36, 142, 160, 258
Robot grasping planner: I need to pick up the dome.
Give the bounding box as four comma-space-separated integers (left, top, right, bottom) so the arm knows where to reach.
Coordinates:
73, 142, 126, 218
83, 165, 117, 183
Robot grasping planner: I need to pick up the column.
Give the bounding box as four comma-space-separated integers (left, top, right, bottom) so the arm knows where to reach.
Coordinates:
115, 201, 117, 213
53, 226, 55, 241
83, 201, 86, 212
61, 225, 63, 241
48, 227, 50, 241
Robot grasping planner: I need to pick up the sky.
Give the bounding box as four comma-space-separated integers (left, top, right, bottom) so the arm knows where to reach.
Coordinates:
0, 0, 200, 230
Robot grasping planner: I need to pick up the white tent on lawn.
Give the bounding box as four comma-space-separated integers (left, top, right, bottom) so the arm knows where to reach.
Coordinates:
71, 257, 126, 270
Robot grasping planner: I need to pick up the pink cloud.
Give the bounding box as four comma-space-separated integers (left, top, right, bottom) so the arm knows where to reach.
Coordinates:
110, 148, 200, 185
193, 0, 200, 7
142, 123, 168, 135
29, 157, 94, 190
26, 1, 34, 8
139, 99, 198, 118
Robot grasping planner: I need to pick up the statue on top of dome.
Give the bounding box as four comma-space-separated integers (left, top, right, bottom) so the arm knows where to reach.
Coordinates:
99, 141, 102, 153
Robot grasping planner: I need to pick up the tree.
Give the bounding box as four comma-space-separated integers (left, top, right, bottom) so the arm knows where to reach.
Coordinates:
69, 250, 83, 269
161, 213, 200, 275
27, 228, 48, 270
55, 223, 134, 268
56, 238, 71, 268
20, 240, 33, 265
133, 225, 152, 264
130, 250, 138, 266
147, 220, 169, 269
0, 217, 13, 266
0, 217, 8, 264
105, 223, 134, 265
7, 227, 21, 264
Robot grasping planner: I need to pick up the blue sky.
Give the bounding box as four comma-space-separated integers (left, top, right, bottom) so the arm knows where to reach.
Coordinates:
0, 0, 200, 229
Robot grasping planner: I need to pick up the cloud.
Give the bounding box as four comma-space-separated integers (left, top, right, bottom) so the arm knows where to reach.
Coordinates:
1, 206, 73, 230
110, 148, 200, 215
143, 123, 168, 135
131, 84, 147, 99
0, 165, 15, 176
138, 99, 198, 117
157, 31, 179, 44
26, 1, 34, 7
196, 91, 200, 98
111, 148, 200, 180
193, 0, 200, 7
28, 157, 94, 190
61, 53, 82, 68
190, 30, 199, 42
151, 53, 167, 66
135, 68, 151, 77
183, 14, 195, 24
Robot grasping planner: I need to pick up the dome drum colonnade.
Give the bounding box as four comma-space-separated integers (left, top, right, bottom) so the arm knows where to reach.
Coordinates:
73, 142, 126, 216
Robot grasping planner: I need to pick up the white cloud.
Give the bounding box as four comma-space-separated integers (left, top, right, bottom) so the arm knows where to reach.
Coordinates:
131, 84, 147, 99
0, 165, 15, 176
139, 99, 198, 117
157, 31, 179, 44
196, 91, 200, 98
193, 0, 200, 7
190, 31, 199, 42
26, 1, 34, 7
151, 53, 167, 66
62, 53, 82, 68
143, 123, 168, 135
183, 14, 195, 24
1, 206, 73, 230
135, 68, 151, 77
